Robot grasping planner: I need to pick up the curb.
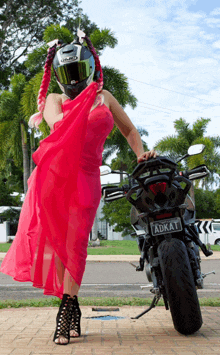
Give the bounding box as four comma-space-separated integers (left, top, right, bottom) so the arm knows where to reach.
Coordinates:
0, 251, 220, 262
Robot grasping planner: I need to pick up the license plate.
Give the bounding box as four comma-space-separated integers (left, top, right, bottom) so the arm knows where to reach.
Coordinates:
150, 217, 182, 236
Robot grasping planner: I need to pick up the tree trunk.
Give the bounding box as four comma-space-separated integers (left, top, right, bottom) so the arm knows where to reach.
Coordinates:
20, 122, 30, 194
120, 171, 123, 184
30, 129, 36, 173
91, 213, 98, 240
119, 161, 127, 184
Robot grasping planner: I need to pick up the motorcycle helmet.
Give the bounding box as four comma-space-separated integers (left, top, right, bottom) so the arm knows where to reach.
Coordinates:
53, 40, 96, 99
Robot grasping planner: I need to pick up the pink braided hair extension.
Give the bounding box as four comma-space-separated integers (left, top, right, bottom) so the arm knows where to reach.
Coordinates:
83, 36, 103, 92
28, 45, 57, 129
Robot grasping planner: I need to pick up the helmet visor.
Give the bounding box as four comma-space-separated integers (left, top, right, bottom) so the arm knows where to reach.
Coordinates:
55, 58, 94, 85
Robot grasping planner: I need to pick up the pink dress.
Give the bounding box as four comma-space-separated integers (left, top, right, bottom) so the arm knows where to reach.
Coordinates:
0, 83, 114, 299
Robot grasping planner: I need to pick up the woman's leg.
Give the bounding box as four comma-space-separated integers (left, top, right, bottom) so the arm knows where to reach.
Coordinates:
55, 269, 80, 344
64, 270, 81, 337
64, 268, 80, 297
64, 269, 81, 337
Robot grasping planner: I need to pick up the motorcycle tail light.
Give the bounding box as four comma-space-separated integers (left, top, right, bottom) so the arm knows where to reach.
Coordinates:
155, 212, 172, 219
149, 182, 167, 195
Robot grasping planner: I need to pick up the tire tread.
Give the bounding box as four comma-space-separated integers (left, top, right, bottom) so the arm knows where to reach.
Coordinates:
158, 238, 203, 335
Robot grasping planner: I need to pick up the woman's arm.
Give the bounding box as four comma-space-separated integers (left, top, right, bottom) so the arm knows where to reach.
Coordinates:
103, 90, 157, 162
43, 93, 64, 126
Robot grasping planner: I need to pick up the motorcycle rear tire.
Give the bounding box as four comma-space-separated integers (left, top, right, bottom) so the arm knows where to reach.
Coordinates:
158, 238, 203, 335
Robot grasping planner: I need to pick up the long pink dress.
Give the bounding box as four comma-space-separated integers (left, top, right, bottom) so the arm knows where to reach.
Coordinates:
0, 83, 114, 299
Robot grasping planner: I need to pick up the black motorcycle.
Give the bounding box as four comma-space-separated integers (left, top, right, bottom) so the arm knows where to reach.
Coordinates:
101, 144, 215, 335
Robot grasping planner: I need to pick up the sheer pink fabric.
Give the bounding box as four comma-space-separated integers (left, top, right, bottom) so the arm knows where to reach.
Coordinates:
0, 82, 114, 299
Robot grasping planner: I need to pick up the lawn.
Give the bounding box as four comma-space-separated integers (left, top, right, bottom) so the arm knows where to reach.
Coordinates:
209, 244, 220, 251
87, 240, 140, 255
0, 240, 219, 254
0, 240, 140, 254
0, 243, 12, 252
0, 296, 220, 309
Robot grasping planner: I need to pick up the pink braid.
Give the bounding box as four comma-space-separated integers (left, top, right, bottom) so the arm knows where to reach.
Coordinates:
83, 36, 103, 92
28, 45, 57, 129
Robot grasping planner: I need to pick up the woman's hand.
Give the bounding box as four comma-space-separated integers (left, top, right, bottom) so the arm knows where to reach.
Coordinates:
137, 149, 157, 163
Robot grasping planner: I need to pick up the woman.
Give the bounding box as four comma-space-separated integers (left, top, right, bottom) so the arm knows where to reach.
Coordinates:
0, 30, 157, 345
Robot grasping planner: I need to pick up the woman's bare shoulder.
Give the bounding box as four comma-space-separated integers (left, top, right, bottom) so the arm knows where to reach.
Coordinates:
46, 93, 65, 104
101, 90, 116, 108
101, 89, 113, 99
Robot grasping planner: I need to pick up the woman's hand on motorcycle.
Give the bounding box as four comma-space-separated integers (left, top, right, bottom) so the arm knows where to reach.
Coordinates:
137, 149, 157, 163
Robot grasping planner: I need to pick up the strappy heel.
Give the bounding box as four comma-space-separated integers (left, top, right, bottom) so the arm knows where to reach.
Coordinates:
70, 295, 81, 337
53, 294, 74, 345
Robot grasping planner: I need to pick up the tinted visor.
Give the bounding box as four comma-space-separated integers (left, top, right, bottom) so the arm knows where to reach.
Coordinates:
55, 58, 94, 85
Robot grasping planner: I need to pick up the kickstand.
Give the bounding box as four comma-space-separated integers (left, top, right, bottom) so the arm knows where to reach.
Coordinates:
131, 295, 160, 319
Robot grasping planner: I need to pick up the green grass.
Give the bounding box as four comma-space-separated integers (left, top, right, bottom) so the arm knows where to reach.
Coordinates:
0, 240, 140, 255
0, 297, 219, 309
209, 245, 220, 251
0, 243, 12, 252
1, 240, 220, 254
87, 240, 139, 255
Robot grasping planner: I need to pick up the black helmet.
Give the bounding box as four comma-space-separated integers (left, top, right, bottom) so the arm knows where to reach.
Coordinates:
53, 42, 95, 99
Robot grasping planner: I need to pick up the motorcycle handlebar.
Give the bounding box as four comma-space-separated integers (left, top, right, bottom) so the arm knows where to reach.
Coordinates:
103, 187, 123, 196
102, 162, 209, 201
102, 185, 129, 199
181, 165, 209, 180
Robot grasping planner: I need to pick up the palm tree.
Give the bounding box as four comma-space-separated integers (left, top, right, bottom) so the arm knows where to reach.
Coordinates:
154, 118, 220, 188
103, 126, 149, 182
0, 74, 31, 194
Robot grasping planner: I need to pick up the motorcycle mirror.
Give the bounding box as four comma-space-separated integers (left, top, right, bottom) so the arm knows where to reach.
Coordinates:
100, 165, 111, 176
188, 144, 205, 156
176, 144, 206, 163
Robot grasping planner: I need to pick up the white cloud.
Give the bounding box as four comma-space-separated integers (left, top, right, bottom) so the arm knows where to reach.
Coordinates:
80, 0, 220, 149
210, 7, 220, 16
212, 40, 220, 49
199, 31, 215, 41
205, 17, 220, 28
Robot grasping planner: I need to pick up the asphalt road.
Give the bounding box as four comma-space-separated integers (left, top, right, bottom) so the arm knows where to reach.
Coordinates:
0, 259, 219, 300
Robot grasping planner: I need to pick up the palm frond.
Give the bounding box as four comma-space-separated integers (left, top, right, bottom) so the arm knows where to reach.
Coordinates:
0, 121, 14, 170
90, 28, 118, 54
103, 66, 137, 109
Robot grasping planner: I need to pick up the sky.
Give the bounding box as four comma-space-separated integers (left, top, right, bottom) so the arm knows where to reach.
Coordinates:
79, 0, 220, 153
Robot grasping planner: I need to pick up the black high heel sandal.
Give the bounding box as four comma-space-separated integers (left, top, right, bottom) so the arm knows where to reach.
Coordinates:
53, 293, 74, 345
70, 295, 81, 337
